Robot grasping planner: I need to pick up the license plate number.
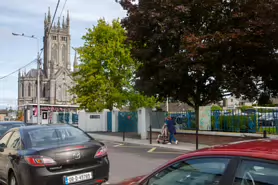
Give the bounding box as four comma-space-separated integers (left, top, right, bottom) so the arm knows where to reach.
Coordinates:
65, 172, 93, 184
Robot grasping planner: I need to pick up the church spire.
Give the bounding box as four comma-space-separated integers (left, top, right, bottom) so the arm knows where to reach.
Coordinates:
48, 7, 51, 22
57, 17, 60, 29
44, 13, 47, 24
73, 50, 78, 72
66, 10, 70, 26
62, 16, 65, 28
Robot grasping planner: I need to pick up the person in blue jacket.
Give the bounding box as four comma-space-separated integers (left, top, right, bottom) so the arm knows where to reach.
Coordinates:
166, 116, 178, 144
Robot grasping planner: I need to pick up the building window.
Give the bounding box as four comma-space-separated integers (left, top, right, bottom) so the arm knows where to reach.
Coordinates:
28, 84, 31, 97
42, 112, 48, 120
21, 83, 24, 97
61, 37, 67, 41
52, 36, 57, 40
42, 85, 46, 97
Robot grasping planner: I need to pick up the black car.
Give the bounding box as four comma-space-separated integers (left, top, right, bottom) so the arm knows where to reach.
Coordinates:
0, 124, 109, 185
0, 121, 25, 137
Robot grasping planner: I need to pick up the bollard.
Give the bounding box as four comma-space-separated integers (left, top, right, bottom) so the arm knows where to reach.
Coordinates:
196, 127, 199, 150
263, 130, 267, 138
149, 125, 152, 144
123, 125, 125, 142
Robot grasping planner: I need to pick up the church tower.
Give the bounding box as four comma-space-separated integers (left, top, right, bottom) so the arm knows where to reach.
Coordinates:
18, 7, 76, 111
43, 7, 71, 78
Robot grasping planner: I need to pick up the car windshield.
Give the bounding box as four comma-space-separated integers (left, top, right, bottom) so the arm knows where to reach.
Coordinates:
0, 123, 24, 136
26, 126, 92, 148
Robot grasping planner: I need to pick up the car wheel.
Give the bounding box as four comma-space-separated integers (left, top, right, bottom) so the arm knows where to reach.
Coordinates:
9, 172, 17, 185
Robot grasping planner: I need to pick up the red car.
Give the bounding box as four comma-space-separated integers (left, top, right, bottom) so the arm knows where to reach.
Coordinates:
117, 139, 278, 185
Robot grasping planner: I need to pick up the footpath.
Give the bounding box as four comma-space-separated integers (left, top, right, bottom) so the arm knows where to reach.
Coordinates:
88, 133, 210, 151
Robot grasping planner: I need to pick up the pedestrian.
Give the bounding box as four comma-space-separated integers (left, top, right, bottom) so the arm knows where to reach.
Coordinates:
166, 116, 178, 144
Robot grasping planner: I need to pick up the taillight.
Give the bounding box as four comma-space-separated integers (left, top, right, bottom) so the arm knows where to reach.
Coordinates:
94, 146, 107, 158
24, 156, 57, 167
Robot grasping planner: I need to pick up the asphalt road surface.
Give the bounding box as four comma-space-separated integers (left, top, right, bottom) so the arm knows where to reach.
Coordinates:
101, 140, 189, 184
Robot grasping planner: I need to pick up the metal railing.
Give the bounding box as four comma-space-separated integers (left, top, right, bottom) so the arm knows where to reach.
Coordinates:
150, 109, 278, 135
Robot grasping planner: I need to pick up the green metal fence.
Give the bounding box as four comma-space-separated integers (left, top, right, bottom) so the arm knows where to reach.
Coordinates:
154, 109, 278, 134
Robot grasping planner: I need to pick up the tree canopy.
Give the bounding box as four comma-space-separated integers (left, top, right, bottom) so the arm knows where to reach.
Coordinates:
71, 19, 157, 112
118, 0, 278, 111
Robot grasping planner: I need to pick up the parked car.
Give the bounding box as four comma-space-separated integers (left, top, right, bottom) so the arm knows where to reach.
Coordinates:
0, 121, 25, 137
0, 124, 109, 185
258, 113, 278, 127
117, 139, 278, 185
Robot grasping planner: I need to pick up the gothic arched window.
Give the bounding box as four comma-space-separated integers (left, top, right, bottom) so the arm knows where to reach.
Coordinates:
42, 85, 46, 97
64, 83, 68, 101
62, 45, 66, 64
21, 83, 24, 97
28, 83, 31, 97
51, 44, 58, 65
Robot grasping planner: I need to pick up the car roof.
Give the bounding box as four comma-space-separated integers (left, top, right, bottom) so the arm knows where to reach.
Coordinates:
176, 139, 278, 162
18, 124, 73, 131
0, 121, 25, 125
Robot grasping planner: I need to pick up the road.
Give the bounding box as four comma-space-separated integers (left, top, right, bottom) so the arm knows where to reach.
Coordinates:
101, 140, 189, 184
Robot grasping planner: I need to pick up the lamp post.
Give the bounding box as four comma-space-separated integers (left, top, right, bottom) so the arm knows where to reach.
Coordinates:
12, 33, 41, 124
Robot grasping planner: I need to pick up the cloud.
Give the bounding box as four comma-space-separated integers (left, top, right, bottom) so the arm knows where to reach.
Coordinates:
0, 0, 127, 107
67, 0, 126, 23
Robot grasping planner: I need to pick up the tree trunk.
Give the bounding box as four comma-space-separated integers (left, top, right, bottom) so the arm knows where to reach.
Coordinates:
195, 106, 199, 150
108, 105, 113, 112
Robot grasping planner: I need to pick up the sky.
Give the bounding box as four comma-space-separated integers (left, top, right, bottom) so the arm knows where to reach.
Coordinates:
0, 0, 126, 109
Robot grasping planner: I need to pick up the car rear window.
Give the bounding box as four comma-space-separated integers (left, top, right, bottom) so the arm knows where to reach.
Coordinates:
26, 127, 92, 148
0, 124, 24, 135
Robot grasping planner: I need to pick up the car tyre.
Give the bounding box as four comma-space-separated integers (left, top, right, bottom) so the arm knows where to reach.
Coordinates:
9, 172, 17, 185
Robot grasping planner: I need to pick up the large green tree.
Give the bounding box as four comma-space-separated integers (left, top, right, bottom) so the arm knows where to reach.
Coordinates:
119, 0, 278, 147
119, 0, 278, 110
71, 19, 157, 112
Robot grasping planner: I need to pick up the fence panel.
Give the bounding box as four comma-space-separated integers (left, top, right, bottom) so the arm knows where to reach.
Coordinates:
150, 108, 278, 134
211, 109, 278, 134
107, 112, 112, 132
118, 112, 138, 132
150, 111, 165, 129
166, 112, 196, 131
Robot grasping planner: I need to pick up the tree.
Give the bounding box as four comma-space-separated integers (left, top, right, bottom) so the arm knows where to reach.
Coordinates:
71, 19, 157, 112
17, 110, 24, 121
119, 0, 278, 147
258, 93, 272, 106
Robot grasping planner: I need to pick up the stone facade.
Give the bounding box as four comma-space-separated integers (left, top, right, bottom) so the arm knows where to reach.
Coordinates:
18, 8, 78, 109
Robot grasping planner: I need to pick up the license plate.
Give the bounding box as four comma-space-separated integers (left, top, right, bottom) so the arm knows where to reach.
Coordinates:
64, 172, 93, 184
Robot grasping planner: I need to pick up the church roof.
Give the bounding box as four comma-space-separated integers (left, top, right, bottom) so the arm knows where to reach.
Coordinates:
25, 69, 45, 78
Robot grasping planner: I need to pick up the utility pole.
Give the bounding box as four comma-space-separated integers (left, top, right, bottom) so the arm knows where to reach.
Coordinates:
12, 32, 41, 124
37, 52, 41, 124
166, 96, 169, 112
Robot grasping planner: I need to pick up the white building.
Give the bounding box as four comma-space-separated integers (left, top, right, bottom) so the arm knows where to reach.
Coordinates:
223, 96, 253, 108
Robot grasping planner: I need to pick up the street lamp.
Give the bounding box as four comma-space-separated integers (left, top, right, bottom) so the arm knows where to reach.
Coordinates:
12, 32, 41, 124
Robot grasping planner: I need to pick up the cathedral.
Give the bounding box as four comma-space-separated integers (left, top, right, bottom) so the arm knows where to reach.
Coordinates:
17, 8, 79, 124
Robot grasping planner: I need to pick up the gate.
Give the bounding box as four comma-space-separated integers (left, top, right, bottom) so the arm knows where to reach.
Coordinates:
107, 112, 112, 132
118, 112, 138, 132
